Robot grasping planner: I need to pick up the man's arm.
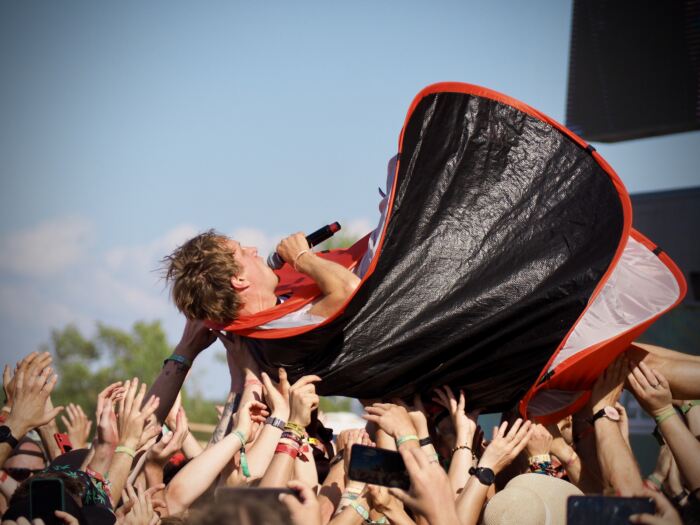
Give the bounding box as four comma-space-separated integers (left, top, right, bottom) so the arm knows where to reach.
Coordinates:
277, 233, 360, 318
146, 319, 216, 422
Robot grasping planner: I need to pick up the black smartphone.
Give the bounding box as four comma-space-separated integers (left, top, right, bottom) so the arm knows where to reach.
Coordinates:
30, 477, 65, 525
567, 495, 655, 525
214, 487, 297, 504
348, 444, 410, 490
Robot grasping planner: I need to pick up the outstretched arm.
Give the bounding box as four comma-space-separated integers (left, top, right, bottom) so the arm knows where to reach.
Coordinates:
277, 233, 360, 318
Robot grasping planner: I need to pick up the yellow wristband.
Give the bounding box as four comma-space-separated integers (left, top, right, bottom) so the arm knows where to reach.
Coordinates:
395, 434, 419, 447
115, 445, 136, 458
654, 408, 677, 425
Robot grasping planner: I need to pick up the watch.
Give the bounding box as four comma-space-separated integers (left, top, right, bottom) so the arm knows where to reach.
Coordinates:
0, 425, 19, 449
588, 406, 621, 425
469, 466, 495, 486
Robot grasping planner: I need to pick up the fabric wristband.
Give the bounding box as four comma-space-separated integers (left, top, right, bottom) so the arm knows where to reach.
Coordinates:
284, 422, 306, 439
231, 430, 250, 478
419, 436, 433, 447
163, 354, 192, 370
528, 453, 552, 464
396, 434, 419, 447
646, 474, 663, 490
115, 445, 136, 458
349, 502, 387, 524
680, 400, 700, 415
275, 442, 299, 459
654, 408, 677, 425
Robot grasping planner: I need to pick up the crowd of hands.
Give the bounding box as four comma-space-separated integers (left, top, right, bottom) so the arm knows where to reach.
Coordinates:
0, 320, 697, 524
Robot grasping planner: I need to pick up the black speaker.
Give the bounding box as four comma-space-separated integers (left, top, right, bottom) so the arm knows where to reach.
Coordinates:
566, 0, 700, 142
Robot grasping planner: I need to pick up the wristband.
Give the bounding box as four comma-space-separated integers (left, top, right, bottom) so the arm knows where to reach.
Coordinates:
646, 474, 663, 490
284, 422, 306, 439
265, 416, 286, 430
329, 449, 344, 466
419, 436, 433, 447
308, 437, 321, 447
349, 502, 387, 524
115, 445, 136, 458
654, 407, 677, 425
275, 442, 299, 459
395, 434, 419, 447
528, 453, 552, 464
680, 400, 700, 415
231, 430, 250, 478
281, 431, 303, 445
163, 354, 192, 370
244, 379, 263, 388
293, 249, 311, 271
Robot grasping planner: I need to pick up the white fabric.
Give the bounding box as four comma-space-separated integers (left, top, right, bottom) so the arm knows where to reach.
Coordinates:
258, 302, 326, 329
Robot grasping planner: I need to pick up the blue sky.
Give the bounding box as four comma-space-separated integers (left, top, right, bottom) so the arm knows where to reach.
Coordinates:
1, 1, 698, 399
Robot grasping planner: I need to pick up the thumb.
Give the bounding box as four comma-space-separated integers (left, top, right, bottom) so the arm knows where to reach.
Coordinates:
629, 514, 659, 525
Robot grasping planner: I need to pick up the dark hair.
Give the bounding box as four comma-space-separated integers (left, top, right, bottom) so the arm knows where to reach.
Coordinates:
185, 499, 292, 525
163, 230, 242, 323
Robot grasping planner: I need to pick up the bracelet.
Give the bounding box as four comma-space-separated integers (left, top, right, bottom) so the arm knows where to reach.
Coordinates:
528, 453, 552, 464
395, 434, 419, 447
680, 400, 700, 415
654, 407, 677, 425
163, 354, 192, 370
265, 416, 286, 430
284, 422, 306, 439
349, 502, 387, 524
451, 444, 472, 456
281, 430, 304, 445
329, 449, 344, 466
419, 436, 433, 447
646, 474, 663, 490
244, 379, 263, 388
275, 442, 300, 459
293, 249, 311, 271
341, 491, 360, 501
115, 445, 136, 458
231, 430, 251, 478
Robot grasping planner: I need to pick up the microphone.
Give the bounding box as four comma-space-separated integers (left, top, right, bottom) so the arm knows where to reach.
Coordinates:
266, 222, 342, 270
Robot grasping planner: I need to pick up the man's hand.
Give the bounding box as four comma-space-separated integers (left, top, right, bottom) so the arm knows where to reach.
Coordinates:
288, 375, 321, 428
280, 479, 323, 525
116, 379, 160, 449
232, 400, 269, 442
627, 362, 673, 418
525, 423, 553, 457
3, 352, 52, 411
363, 403, 416, 442
276, 233, 312, 268
478, 419, 532, 475
5, 366, 63, 438
590, 355, 627, 413
261, 368, 291, 420
433, 386, 478, 447
61, 404, 92, 450
174, 319, 216, 360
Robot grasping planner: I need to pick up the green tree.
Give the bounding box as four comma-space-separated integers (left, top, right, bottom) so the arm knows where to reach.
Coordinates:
41, 321, 218, 427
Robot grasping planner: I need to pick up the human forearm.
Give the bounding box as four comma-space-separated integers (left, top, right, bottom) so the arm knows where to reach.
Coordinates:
167, 432, 244, 513
181, 431, 203, 458
294, 445, 319, 488
144, 461, 164, 489
448, 448, 473, 497
236, 424, 282, 479
0, 469, 18, 500
594, 419, 643, 495
295, 253, 359, 316
259, 448, 295, 488
87, 443, 115, 477
107, 449, 136, 507
682, 402, 700, 437
455, 477, 490, 525
658, 410, 700, 489
148, 360, 191, 423
318, 462, 345, 523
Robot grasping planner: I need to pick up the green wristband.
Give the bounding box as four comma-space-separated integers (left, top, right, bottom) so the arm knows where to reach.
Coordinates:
232, 430, 250, 478
115, 445, 136, 458
654, 408, 677, 424
680, 400, 700, 415
395, 434, 419, 447
163, 354, 193, 369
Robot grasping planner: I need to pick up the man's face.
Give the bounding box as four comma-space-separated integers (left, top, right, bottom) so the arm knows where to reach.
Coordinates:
227, 239, 279, 293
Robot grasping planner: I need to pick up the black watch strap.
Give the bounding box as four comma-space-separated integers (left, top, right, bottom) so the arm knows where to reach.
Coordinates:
469, 466, 495, 486
0, 425, 19, 449
419, 436, 433, 447
588, 408, 606, 425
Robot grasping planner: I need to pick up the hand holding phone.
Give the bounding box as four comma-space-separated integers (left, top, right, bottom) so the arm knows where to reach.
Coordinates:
348, 444, 410, 490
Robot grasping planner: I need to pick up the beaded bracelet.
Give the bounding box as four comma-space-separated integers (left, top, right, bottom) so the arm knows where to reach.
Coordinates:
395, 434, 419, 447
451, 444, 472, 456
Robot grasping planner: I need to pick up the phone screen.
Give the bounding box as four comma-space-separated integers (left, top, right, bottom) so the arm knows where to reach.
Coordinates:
348, 444, 410, 490
567, 496, 655, 525
30, 478, 65, 525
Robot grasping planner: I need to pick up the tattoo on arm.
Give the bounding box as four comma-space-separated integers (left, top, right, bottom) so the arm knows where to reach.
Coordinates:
208, 392, 241, 446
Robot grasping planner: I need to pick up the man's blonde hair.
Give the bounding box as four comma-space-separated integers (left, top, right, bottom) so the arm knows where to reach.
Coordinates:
163, 230, 242, 324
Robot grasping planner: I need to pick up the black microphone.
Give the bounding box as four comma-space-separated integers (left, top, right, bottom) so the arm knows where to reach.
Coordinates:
266, 222, 342, 270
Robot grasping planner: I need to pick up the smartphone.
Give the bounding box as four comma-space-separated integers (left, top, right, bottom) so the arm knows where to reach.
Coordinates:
54, 433, 73, 455
567, 495, 655, 525
214, 487, 297, 504
348, 444, 410, 490
30, 477, 65, 525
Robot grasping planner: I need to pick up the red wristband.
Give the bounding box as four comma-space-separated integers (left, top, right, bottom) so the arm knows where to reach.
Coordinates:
275, 443, 299, 459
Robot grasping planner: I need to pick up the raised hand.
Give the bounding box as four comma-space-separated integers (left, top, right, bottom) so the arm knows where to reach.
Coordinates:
175, 318, 217, 360
116, 379, 160, 450
478, 419, 532, 475
233, 400, 269, 442
3, 351, 52, 411
525, 423, 553, 458
590, 355, 627, 413
288, 375, 321, 427
433, 386, 478, 448
261, 368, 291, 420
147, 408, 188, 467
629, 489, 682, 525
119, 484, 160, 525
627, 362, 673, 418
61, 403, 92, 450
363, 403, 416, 442
388, 447, 461, 525
5, 366, 64, 438
280, 479, 323, 525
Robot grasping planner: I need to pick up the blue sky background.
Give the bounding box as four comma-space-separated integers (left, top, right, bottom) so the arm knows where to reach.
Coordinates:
1, 0, 698, 399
